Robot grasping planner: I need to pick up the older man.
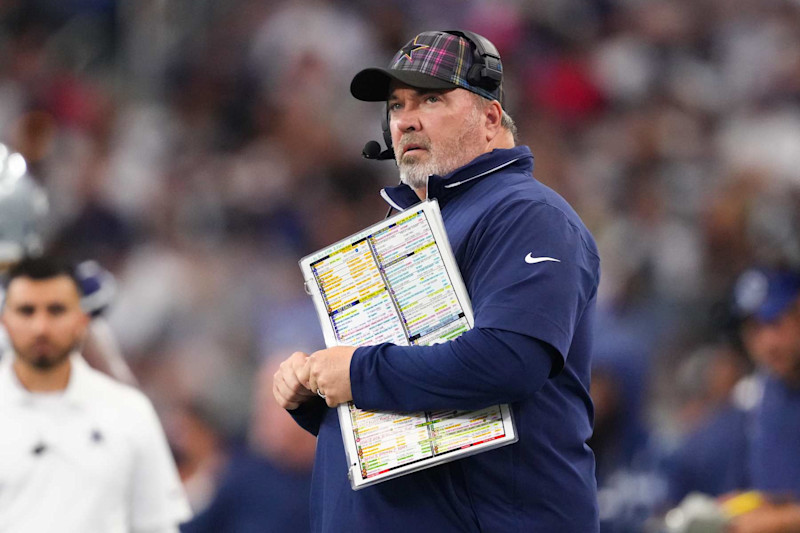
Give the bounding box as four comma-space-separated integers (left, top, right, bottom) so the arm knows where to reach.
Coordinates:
274, 30, 600, 532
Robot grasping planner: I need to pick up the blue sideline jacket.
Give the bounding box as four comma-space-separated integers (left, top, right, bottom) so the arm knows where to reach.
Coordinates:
292, 146, 600, 533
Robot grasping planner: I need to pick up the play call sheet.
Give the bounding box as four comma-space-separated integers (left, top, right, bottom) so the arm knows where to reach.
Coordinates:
309, 208, 509, 481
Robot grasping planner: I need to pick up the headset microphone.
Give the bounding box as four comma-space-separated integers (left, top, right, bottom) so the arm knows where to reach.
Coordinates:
362, 140, 394, 161
363, 106, 395, 161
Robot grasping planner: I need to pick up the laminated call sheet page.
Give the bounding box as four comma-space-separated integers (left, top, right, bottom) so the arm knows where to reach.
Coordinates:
300, 200, 517, 489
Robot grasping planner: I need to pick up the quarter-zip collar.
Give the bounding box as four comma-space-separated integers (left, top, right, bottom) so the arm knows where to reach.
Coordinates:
380, 146, 534, 210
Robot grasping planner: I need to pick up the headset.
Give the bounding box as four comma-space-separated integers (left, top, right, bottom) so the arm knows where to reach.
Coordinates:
362, 30, 503, 161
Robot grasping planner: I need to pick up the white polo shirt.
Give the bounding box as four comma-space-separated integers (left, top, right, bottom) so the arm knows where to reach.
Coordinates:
0, 352, 192, 532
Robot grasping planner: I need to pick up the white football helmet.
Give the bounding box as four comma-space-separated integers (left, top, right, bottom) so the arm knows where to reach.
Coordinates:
0, 142, 49, 267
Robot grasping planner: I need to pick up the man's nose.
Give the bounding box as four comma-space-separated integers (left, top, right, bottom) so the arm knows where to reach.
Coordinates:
31, 313, 52, 334
393, 108, 421, 133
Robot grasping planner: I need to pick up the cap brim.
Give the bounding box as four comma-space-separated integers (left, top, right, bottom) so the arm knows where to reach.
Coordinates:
350, 68, 458, 102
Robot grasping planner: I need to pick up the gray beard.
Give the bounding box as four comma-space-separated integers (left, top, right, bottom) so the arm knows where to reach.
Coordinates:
396, 142, 475, 191
398, 162, 432, 190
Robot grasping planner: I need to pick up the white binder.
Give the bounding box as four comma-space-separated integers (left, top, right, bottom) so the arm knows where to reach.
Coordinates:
300, 199, 517, 489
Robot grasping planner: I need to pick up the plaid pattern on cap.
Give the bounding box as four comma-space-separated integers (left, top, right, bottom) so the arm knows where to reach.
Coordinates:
389, 32, 500, 102
350, 31, 503, 103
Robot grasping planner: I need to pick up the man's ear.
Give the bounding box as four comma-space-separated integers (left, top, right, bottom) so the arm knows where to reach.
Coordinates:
484, 100, 503, 141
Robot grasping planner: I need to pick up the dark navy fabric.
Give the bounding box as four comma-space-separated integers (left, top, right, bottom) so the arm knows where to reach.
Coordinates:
749, 375, 800, 498
665, 403, 750, 504
663, 372, 800, 505
180, 448, 312, 533
352, 327, 557, 411
292, 146, 600, 532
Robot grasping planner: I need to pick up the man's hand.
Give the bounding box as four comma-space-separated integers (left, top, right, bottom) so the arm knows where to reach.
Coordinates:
273, 351, 317, 410
306, 346, 356, 407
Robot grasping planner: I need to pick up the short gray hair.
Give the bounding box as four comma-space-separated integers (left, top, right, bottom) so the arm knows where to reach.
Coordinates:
500, 109, 518, 144
473, 93, 518, 144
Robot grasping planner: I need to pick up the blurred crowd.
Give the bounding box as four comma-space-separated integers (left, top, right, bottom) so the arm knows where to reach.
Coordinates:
2, 0, 800, 530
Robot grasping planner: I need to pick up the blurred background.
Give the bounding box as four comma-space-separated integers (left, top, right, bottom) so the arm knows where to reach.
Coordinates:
3, 0, 800, 531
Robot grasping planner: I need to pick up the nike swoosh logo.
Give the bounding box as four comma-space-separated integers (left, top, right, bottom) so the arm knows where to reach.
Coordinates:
525, 254, 561, 264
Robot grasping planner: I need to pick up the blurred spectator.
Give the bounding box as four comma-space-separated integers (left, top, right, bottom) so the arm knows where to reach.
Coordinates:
166, 402, 228, 514
656, 267, 800, 532
180, 354, 315, 533
732, 267, 800, 500
590, 325, 653, 488
662, 343, 752, 505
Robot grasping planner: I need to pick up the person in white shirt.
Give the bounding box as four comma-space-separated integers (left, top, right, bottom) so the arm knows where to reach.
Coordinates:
0, 255, 191, 533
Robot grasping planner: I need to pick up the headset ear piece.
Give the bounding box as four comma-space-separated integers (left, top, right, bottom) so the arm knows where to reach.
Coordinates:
468, 64, 500, 90
477, 58, 502, 89
448, 30, 503, 93
382, 105, 393, 153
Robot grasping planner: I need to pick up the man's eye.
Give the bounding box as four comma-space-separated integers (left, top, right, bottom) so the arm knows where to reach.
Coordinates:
48, 305, 67, 316
388, 102, 402, 112
425, 95, 440, 103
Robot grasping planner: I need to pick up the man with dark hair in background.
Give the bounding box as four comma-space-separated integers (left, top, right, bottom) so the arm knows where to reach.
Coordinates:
0, 256, 191, 532
274, 30, 600, 532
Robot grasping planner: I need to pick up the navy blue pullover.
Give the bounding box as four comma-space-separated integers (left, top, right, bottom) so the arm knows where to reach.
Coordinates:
292, 146, 600, 532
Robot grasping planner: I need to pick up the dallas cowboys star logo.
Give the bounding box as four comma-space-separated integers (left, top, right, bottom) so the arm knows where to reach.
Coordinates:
398, 37, 430, 64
